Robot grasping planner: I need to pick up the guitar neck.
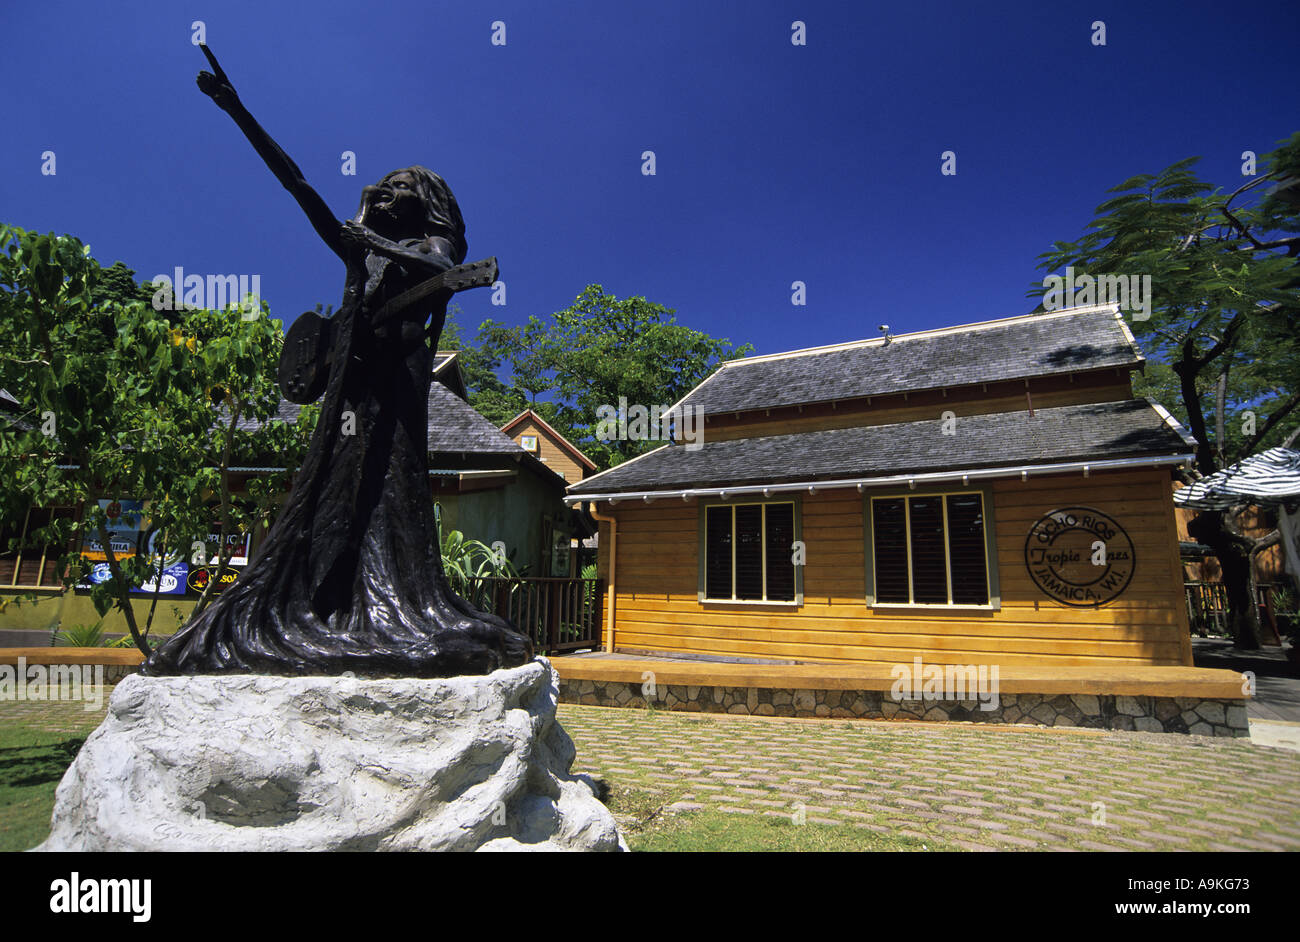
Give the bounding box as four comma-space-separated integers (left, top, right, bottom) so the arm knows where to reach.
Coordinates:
373, 258, 496, 325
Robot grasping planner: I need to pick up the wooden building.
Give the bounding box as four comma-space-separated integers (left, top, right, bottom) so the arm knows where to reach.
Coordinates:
565, 303, 1200, 669
425, 356, 581, 578
501, 408, 597, 483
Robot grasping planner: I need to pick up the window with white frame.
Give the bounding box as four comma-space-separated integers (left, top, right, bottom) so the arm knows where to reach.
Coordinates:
702, 501, 798, 603
867, 491, 992, 606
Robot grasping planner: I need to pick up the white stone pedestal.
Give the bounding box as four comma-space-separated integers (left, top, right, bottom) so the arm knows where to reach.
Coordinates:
37, 658, 625, 851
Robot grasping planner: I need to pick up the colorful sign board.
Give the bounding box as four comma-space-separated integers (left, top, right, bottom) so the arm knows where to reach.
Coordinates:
78, 500, 252, 596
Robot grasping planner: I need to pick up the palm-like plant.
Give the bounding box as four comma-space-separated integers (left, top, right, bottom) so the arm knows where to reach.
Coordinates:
53, 620, 134, 647
440, 527, 519, 609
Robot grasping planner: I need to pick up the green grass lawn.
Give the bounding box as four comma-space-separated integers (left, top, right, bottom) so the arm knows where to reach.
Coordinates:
604, 784, 947, 852
0, 733, 89, 852
0, 694, 108, 851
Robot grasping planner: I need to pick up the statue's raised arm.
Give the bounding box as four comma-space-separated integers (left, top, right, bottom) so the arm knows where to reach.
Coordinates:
197, 44, 346, 261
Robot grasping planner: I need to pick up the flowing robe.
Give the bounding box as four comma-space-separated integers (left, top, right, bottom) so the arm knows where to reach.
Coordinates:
145, 244, 530, 677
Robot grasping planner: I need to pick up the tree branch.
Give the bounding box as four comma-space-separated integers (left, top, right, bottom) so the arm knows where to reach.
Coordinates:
1221, 204, 1267, 250
1222, 173, 1275, 211
1175, 334, 1217, 474
1189, 310, 1245, 370
1244, 390, 1300, 454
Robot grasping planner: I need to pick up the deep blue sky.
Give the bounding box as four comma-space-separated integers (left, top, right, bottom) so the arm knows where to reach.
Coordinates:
3, 0, 1297, 359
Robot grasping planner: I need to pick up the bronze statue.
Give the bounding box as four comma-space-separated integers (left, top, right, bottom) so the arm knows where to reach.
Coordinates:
144, 46, 532, 677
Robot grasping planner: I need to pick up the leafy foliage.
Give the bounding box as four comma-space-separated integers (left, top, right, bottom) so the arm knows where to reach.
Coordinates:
1028, 133, 1300, 646
1029, 134, 1300, 471
0, 224, 311, 652
439, 525, 520, 613
439, 305, 526, 426
53, 620, 132, 648
447, 286, 751, 469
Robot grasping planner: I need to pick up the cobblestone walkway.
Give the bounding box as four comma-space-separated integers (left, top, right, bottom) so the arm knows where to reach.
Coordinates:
558, 704, 1300, 851
9, 692, 1298, 852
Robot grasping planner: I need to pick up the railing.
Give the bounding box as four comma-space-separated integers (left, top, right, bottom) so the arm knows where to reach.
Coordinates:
460, 577, 603, 655
1184, 581, 1229, 637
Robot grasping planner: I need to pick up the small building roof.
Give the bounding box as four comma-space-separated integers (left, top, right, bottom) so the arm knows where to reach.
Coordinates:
566, 399, 1191, 499
426, 382, 525, 456
673, 304, 1142, 417
431, 350, 467, 399
230, 398, 304, 433
223, 371, 524, 460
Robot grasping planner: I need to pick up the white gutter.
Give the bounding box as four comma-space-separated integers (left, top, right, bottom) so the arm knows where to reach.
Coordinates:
456, 469, 517, 480
587, 502, 617, 653
563, 453, 1195, 505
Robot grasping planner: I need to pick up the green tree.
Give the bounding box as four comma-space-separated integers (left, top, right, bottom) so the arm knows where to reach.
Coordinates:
89, 261, 157, 309
546, 286, 752, 468
530, 285, 751, 468
0, 225, 309, 653
440, 306, 526, 425
442, 291, 749, 462
1029, 134, 1300, 647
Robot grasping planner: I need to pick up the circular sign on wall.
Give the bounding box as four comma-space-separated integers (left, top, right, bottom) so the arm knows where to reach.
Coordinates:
1024, 507, 1135, 607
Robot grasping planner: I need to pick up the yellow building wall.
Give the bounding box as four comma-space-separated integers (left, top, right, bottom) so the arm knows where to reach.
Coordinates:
596, 466, 1191, 668
511, 419, 587, 482
0, 589, 193, 638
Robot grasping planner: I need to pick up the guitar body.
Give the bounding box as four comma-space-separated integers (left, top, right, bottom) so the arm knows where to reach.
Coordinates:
275, 256, 498, 405
278, 310, 333, 404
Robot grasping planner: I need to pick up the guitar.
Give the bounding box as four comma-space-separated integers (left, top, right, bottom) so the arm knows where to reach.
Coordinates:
278, 257, 498, 404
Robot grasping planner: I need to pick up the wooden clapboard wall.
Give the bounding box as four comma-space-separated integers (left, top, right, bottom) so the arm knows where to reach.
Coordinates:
595, 466, 1191, 668
509, 417, 587, 482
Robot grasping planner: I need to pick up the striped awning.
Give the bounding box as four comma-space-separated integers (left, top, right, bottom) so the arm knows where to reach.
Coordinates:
1174, 447, 1300, 509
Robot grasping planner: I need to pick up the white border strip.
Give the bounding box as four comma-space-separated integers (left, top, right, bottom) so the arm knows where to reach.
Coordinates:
564, 452, 1194, 504
1145, 398, 1199, 449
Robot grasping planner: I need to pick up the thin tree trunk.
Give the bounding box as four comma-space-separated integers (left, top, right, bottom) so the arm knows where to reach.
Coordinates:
142, 543, 165, 639
96, 519, 151, 656
192, 398, 242, 619
1189, 509, 1259, 649
1214, 369, 1228, 467
1249, 529, 1284, 645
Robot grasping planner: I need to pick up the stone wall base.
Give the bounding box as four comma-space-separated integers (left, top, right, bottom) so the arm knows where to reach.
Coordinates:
558, 679, 1249, 737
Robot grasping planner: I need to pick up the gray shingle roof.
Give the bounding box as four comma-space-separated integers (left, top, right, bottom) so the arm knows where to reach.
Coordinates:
426, 382, 524, 456
567, 400, 1188, 495
677, 306, 1142, 416
230, 398, 303, 432
224, 373, 523, 458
